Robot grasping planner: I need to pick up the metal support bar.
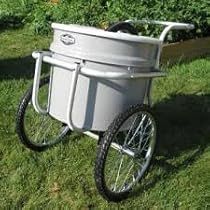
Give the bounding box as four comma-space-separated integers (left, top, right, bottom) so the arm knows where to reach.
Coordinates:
32, 51, 84, 131
66, 63, 84, 131
32, 51, 165, 131
33, 53, 76, 71
84, 131, 135, 157
111, 142, 135, 157
81, 67, 165, 79
144, 79, 152, 107
125, 19, 194, 30
32, 51, 166, 79
83, 131, 99, 140
32, 51, 52, 114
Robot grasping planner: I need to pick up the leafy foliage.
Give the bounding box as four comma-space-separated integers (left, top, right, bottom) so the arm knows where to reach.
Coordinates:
0, 0, 209, 41
0, 1, 25, 28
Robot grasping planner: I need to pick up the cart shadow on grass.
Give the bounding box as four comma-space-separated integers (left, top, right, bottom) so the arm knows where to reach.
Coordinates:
132, 93, 210, 198
0, 56, 34, 80
0, 55, 49, 80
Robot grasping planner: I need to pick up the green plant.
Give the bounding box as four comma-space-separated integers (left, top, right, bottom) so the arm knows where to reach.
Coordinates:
0, 0, 39, 28
104, 0, 210, 41
0, 0, 209, 41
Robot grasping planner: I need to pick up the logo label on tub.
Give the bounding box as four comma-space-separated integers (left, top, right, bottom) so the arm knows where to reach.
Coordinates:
60, 34, 75, 45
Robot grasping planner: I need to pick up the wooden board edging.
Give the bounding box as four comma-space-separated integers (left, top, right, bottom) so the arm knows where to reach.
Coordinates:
161, 36, 210, 65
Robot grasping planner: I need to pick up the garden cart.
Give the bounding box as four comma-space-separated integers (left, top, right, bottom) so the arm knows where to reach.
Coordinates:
16, 20, 194, 202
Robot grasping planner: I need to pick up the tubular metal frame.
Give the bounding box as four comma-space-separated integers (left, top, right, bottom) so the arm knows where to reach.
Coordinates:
32, 51, 165, 131
31, 20, 194, 157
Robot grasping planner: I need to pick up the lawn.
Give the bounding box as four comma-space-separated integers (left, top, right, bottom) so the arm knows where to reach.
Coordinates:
0, 27, 210, 209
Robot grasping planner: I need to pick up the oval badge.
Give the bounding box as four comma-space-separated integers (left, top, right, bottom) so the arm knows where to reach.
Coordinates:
60, 34, 75, 45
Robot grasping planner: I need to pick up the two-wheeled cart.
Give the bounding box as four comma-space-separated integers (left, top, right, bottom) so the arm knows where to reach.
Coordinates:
16, 20, 194, 202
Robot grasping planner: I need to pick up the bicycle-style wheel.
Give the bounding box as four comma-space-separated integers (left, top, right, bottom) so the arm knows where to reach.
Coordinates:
95, 105, 156, 202
16, 76, 70, 152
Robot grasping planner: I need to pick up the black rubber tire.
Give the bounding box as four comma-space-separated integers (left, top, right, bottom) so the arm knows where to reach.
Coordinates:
16, 76, 70, 152
106, 21, 138, 35
94, 104, 157, 202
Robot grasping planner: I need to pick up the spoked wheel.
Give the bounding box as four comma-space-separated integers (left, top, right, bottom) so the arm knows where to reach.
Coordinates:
16, 76, 70, 152
95, 104, 157, 202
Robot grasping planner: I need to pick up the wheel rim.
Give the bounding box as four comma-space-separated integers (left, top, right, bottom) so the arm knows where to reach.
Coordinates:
23, 81, 69, 147
104, 110, 156, 193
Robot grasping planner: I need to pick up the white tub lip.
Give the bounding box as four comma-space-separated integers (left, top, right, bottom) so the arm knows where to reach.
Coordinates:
51, 23, 161, 45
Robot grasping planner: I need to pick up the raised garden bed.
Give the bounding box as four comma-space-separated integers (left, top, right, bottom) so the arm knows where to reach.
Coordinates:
161, 37, 210, 65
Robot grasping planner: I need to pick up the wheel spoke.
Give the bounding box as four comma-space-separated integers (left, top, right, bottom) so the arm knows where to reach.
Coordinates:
118, 159, 134, 191
41, 121, 54, 144
33, 116, 49, 142
33, 116, 51, 142
131, 117, 152, 150
113, 155, 124, 191
127, 114, 146, 146
139, 127, 154, 153
123, 115, 138, 146
136, 158, 145, 169
139, 135, 151, 153
106, 152, 123, 185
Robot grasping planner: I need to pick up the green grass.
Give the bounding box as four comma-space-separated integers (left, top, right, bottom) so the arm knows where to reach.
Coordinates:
0, 27, 210, 209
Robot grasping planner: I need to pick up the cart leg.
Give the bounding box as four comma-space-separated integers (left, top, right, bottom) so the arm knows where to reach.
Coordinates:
144, 79, 152, 107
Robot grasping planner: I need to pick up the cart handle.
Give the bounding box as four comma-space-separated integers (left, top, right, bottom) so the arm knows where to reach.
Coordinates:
32, 51, 51, 115
125, 19, 194, 42
125, 19, 194, 68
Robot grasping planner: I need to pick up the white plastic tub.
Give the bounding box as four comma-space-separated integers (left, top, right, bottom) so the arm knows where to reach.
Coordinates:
47, 23, 161, 131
